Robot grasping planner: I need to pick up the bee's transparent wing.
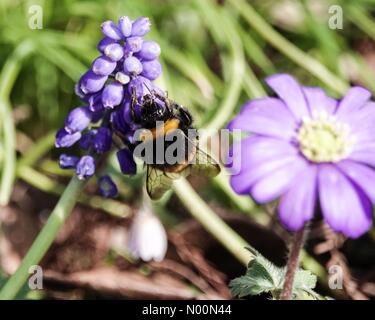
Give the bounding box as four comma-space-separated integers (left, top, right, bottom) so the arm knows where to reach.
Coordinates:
146, 165, 180, 200
188, 145, 221, 177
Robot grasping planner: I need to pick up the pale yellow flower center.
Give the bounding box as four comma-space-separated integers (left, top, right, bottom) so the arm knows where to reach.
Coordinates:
297, 110, 354, 163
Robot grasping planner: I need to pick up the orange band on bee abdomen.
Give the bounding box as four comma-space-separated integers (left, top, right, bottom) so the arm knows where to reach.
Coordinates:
140, 118, 180, 142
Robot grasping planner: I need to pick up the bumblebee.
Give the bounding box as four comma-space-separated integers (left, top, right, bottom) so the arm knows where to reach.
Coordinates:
130, 89, 221, 200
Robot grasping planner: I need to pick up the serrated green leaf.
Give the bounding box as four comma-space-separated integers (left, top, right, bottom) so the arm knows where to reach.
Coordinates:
230, 251, 284, 297
230, 250, 319, 299
293, 269, 317, 291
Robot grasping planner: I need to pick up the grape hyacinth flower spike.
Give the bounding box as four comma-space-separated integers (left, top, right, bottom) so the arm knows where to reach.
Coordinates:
228, 74, 375, 238
55, 15, 163, 196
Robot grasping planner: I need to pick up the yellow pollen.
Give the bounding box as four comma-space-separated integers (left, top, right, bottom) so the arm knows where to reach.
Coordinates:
297, 110, 354, 163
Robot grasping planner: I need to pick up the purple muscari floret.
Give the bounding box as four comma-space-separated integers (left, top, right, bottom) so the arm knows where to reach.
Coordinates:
123, 56, 143, 76
65, 106, 93, 133
102, 81, 124, 108
92, 55, 117, 76
131, 17, 151, 37
128, 76, 153, 98
227, 73, 375, 239
59, 154, 79, 169
118, 16, 132, 37
74, 83, 87, 100
136, 40, 161, 61
80, 127, 111, 153
80, 70, 107, 94
55, 128, 81, 148
93, 127, 112, 153
76, 155, 95, 180
98, 175, 118, 198
141, 60, 162, 80
88, 93, 104, 113
79, 129, 96, 150
104, 43, 125, 62
97, 37, 116, 53
91, 111, 104, 123
101, 21, 123, 40
125, 37, 143, 53
117, 148, 137, 174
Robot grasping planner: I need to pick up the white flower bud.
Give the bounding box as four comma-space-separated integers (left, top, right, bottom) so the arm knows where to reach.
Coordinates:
127, 204, 167, 262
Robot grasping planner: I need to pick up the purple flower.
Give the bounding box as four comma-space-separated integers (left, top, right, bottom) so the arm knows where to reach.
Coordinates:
123, 56, 143, 76
128, 76, 153, 98
125, 37, 143, 53
74, 83, 87, 99
141, 60, 162, 80
118, 16, 132, 38
97, 37, 116, 53
101, 21, 123, 40
79, 70, 107, 94
102, 81, 124, 108
76, 155, 95, 180
92, 55, 117, 76
228, 74, 375, 238
79, 130, 96, 150
56, 15, 163, 186
117, 148, 136, 174
55, 128, 81, 148
59, 154, 79, 169
65, 106, 93, 133
131, 17, 151, 37
88, 93, 104, 113
98, 175, 118, 198
104, 43, 125, 62
136, 40, 161, 61
93, 127, 112, 153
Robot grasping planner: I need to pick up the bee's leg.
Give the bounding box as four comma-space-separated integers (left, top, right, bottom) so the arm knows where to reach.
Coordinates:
164, 97, 173, 115
152, 91, 167, 102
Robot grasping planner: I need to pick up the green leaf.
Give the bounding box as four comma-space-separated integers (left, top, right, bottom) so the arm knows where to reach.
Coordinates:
230, 248, 283, 297
293, 269, 317, 291
230, 259, 278, 297
230, 248, 320, 299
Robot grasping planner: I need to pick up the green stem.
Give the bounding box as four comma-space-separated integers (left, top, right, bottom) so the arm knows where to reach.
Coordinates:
228, 0, 348, 95
17, 131, 56, 168
0, 41, 34, 205
0, 177, 85, 300
0, 100, 16, 206
17, 165, 130, 218
173, 178, 252, 265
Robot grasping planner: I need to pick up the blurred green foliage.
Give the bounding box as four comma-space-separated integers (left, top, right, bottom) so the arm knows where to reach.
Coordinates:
1, 0, 375, 298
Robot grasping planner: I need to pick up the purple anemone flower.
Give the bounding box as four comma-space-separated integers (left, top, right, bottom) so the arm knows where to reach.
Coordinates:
228, 74, 375, 238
